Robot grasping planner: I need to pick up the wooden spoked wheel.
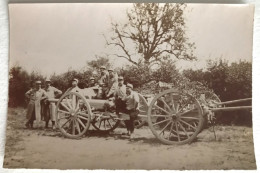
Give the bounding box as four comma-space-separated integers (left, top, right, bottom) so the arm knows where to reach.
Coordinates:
147, 89, 204, 145
55, 91, 92, 139
91, 111, 121, 132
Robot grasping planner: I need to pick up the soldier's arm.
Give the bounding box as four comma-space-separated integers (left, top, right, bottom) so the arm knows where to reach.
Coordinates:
25, 89, 32, 99
41, 90, 48, 100
54, 87, 62, 96
134, 93, 140, 109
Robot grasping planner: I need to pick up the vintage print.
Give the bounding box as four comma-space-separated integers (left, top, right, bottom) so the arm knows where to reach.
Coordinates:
4, 3, 255, 169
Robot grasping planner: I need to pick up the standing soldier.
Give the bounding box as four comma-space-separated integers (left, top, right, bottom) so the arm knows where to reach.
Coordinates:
25, 80, 47, 129
106, 68, 118, 98
114, 76, 126, 115
43, 78, 62, 129
122, 83, 140, 140
98, 66, 109, 99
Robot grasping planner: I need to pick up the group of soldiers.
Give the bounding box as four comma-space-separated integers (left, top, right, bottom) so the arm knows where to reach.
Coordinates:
24, 66, 140, 139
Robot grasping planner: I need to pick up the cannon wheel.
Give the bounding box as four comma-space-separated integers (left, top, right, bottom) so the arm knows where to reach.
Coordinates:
55, 91, 92, 139
91, 111, 121, 132
147, 89, 204, 145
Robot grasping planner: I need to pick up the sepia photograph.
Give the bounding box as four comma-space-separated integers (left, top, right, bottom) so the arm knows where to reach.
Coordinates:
4, 3, 255, 170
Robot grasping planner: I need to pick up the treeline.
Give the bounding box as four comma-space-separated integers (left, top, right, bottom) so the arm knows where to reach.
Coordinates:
8, 58, 252, 125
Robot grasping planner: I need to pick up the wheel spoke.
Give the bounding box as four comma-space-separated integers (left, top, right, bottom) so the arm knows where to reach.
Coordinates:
78, 115, 89, 121
159, 120, 172, 135
77, 118, 86, 129
153, 104, 172, 115
175, 102, 180, 112
152, 118, 172, 126
180, 119, 197, 131
168, 122, 174, 139
60, 118, 71, 128
78, 112, 89, 117
58, 109, 70, 115
72, 120, 75, 135
103, 120, 106, 130
65, 119, 73, 132
159, 97, 173, 113
175, 122, 180, 141
58, 115, 70, 120
150, 114, 172, 118
177, 121, 190, 138
107, 119, 113, 128
99, 120, 102, 128
75, 119, 81, 134
65, 98, 73, 110
60, 102, 71, 112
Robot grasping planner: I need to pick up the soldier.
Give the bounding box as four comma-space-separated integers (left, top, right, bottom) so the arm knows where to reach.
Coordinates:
42, 78, 62, 129
98, 66, 109, 99
65, 78, 81, 94
121, 83, 140, 140
25, 80, 47, 129
114, 76, 126, 115
106, 68, 118, 98
88, 77, 97, 88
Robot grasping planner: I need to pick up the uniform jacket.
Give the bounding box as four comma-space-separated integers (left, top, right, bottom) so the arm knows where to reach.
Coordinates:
25, 88, 47, 122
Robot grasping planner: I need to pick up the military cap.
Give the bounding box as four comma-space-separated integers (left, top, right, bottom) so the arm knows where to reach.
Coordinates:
72, 78, 79, 84
118, 76, 124, 80
35, 80, 42, 84
45, 78, 51, 82
126, 83, 133, 89
100, 66, 106, 70
107, 67, 113, 72
90, 77, 95, 80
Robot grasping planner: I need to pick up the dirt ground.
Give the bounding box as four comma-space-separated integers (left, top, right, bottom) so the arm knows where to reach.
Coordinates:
3, 107, 257, 170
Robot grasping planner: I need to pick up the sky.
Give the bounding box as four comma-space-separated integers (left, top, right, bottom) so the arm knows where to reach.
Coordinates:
8, 3, 254, 76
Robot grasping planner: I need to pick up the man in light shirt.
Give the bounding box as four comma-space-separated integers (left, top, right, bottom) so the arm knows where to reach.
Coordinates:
25, 80, 47, 129
42, 78, 62, 129
121, 83, 140, 140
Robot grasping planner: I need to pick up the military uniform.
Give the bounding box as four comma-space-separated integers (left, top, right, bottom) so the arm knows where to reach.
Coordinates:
43, 86, 62, 126
25, 88, 47, 128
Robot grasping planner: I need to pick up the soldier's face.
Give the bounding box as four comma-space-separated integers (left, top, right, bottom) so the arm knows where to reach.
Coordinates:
126, 87, 132, 94
100, 68, 105, 73
118, 79, 124, 85
46, 82, 51, 87
108, 71, 113, 76
72, 81, 77, 87
36, 84, 41, 89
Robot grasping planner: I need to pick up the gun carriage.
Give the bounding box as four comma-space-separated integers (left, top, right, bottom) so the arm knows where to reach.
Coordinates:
48, 87, 251, 145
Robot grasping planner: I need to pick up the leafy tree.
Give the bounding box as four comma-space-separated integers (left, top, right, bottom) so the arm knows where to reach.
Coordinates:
9, 66, 30, 107
106, 3, 196, 66
152, 58, 179, 84
87, 56, 111, 70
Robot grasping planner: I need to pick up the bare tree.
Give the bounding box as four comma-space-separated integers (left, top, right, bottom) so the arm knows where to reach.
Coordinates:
105, 3, 196, 66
